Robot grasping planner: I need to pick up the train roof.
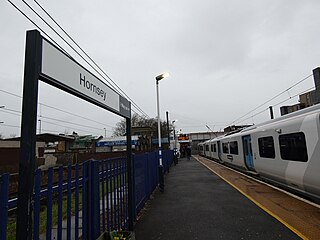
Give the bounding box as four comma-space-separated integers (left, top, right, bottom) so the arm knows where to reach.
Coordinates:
199, 104, 320, 144
241, 103, 320, 133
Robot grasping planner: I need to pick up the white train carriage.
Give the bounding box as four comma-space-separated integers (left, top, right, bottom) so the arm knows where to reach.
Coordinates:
216, 135, 247, 170
250, 105, 320, 198
203, 140, 211, 158
206, 139, 217, 160
199, 103, 320, 201
198, 142, 205, 156
208, 139, 219, 161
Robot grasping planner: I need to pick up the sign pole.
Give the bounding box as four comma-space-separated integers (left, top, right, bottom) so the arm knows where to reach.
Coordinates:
16, 30, 41, 240
126, 106, 134, 230
15, 29, 132, 238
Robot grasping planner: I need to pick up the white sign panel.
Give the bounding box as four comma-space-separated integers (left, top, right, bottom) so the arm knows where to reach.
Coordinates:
40, 39, 130, 118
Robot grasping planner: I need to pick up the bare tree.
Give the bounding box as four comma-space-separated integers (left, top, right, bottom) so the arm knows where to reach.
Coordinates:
113, 113, 171, 137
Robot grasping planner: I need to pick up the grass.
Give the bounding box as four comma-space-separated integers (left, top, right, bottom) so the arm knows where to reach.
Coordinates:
6, 192, 83, 240
6, 175, 126, 240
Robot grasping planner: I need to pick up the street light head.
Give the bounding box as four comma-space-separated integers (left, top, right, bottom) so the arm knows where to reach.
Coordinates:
156, 72, 170, 81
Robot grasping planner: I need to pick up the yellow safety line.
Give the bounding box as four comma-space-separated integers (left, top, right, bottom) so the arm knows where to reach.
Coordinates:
195, 157, 308, 240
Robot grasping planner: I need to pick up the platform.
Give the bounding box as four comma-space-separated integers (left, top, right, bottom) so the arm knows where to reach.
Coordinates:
134, 156, 319, 239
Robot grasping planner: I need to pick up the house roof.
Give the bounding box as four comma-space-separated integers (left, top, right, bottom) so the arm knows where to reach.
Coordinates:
2, 133, 76, 142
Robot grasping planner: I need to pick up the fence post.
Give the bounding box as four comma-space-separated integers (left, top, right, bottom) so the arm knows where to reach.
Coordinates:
145, 153, 150, 197
132, 154, 136, 222
91, 160, 100, 239
0, 173, 10, 240
83, 160, 100, 240
126, 117, 135, 231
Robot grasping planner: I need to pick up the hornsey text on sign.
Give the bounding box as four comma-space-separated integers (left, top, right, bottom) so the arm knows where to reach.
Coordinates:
80, 73, 107, 101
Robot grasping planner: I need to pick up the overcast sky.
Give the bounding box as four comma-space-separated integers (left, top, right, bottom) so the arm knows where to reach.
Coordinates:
0, 0, 319, 138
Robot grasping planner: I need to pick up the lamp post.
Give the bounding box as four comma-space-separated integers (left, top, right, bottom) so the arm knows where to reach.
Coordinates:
172, 120, 177, 151
156, 72, 169, 192
172, 120, 179, 165
38, 119, 41, 134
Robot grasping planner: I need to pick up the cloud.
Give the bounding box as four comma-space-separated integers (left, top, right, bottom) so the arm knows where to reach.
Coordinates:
1, 0, 320, 136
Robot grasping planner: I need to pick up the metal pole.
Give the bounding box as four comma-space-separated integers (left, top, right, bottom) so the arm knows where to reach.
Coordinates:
172, 120, 177, 151
166, 111, 170, 172
173, 126, 176, 149
16, 30, 41, 240
126, 109, 134, 230
312, 67, 320, 104
156, 80, 164, 192
166, 111, 170, 148
172, 121, 178, 165
0, 106, 5, 126
269, 106, 274, 119
38, 119, 41, 134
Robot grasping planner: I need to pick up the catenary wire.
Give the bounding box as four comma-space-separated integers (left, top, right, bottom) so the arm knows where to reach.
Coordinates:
272, 86, 316, 108
6, 0, 71, 58
236, 86, 316, 125
228, 74, 313, 125
40, 119, 109, 136
21, 0, 149, 118
20, 0, 120, 94
0, 88, 114, 128
32, 0, 150, 118
0, 107, 114, 133
7, 0, 147, 118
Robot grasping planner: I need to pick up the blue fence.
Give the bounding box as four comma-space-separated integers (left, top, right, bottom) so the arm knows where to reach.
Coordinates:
0, 150, 173, 239
134, 150, 174, 215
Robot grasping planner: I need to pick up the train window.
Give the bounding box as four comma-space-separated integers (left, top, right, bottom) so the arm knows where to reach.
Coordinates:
229, 141, 238, 155
211, 144, 214, 152
279, 132, 308, 162
258, 136, 275, 158
213, 144, 217, 152
222, 143, 229, 153
205, 145, 209, 151
243, 140, 248, 155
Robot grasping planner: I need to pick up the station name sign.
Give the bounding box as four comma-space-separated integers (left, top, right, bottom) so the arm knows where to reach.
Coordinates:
40, 38, 130, 118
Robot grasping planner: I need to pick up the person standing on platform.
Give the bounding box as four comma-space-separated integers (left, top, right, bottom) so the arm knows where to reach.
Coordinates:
186, 144, 191, 160
180, 145, 185, 158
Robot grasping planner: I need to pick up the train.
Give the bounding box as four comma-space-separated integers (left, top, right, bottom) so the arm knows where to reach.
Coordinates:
198, 103, 320, 202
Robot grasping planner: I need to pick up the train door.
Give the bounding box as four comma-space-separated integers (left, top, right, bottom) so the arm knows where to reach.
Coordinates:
217, 141, 222, 161
242, 135, 255, 171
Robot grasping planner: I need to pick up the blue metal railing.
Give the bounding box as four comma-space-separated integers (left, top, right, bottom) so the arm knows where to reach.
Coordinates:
134, 150, 174, 214
0, 150, 173, 239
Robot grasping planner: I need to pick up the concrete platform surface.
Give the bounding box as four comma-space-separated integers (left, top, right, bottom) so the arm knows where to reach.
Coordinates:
134, 157, 301, 240
197, 155, 320, 240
